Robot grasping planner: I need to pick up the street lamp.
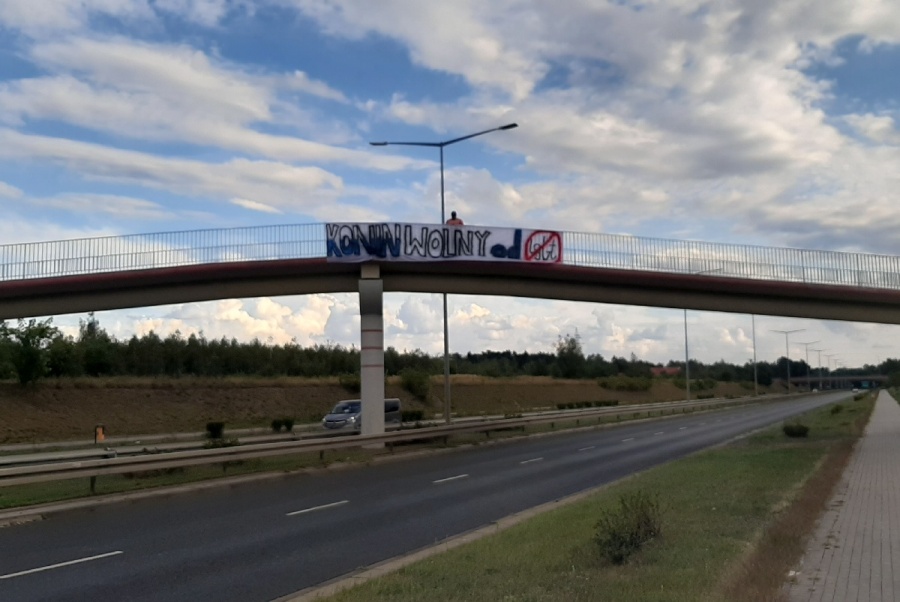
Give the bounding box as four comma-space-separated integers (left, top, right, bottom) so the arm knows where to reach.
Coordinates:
370, 123, 519, 424
683, 308, 690, 402
771, 329, 804, 392
824, 353, 838, 389
795, 340, 819, 391
810, 348, 827, 390
751, 315, 758, 397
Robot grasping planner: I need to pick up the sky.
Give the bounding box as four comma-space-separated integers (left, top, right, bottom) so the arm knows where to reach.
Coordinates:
1, 0, 899, 370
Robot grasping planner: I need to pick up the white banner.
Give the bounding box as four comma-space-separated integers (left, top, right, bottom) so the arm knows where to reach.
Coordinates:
326, 223, 563, 263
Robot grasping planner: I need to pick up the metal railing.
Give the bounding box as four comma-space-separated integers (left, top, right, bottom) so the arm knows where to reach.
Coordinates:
1, 223, 898, 290
0, 394, 777, 489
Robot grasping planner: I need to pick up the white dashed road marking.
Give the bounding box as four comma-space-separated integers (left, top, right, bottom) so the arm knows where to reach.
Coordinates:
520, 457, 544, 465
287, 500, 349, 516
433, 474, 469, 484
0, 551, 123, 580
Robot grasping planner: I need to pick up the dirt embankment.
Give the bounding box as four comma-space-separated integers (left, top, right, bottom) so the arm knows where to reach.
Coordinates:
0, 376, 765, 444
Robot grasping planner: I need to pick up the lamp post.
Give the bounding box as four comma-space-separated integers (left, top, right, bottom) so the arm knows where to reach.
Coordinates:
683, 308, 690, 402
771, 329, 804, 392
810, 348, 827, 390
824, 353, 837, 389
751, 314, 758, 397
370, 123, 519, 424
795, 340, 819, 391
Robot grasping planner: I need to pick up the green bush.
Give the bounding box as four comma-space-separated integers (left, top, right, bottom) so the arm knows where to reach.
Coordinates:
783, 422, 810, 438
853, 393, 867, 401
206, 421, 225, 439
556, 403, 567, 410
697, 392, 715, 399
696, 378, 717, 391
338, 373, 361, 393
400, 368, 431, 401
401, 410, 425, 422
282, 417, 295, 432
830, 404, 844, 415
598, 376, 652, 392
594, 490, 663, 564
271, 418, 284, 432
595, 400, 619, 407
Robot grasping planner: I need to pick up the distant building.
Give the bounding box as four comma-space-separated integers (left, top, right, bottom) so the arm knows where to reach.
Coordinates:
651, 366, 682, 377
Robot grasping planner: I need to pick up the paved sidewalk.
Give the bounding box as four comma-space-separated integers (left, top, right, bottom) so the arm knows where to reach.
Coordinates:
786, 390, 900, 602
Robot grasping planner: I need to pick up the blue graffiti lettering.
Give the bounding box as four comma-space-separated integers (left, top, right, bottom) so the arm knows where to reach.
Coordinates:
328, 223, 494, 260
490, 229, 522, 259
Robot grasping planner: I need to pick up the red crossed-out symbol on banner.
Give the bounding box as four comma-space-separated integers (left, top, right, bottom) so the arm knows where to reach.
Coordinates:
524, 231, 562, 262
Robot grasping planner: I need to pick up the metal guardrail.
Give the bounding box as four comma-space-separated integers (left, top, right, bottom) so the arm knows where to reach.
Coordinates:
1, 223, 899, 290
0, 395, 772, 488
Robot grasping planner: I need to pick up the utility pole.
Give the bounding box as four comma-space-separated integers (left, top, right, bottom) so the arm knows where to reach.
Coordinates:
771, 329, 804, 393
795, 340, 820, 391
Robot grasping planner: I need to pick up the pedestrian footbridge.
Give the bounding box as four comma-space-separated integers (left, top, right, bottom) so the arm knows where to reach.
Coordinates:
0, 222, 897, 324
3, 222, 899, 436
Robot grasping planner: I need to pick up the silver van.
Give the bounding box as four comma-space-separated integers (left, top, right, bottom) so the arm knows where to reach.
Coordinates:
322, 398, 402, 431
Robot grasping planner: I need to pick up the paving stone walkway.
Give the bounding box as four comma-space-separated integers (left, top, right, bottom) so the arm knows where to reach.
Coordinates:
786, 390, 900, 602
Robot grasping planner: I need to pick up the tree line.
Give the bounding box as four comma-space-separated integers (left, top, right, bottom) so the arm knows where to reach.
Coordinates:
0, 317, 896, 386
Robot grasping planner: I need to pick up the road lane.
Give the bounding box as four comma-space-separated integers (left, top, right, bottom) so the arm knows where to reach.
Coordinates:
0, 392, 848, 601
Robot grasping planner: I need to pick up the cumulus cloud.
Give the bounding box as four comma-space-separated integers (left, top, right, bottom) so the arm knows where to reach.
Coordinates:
0, 37, 424, 170
17, 193, 175, 220
0, 129, 346, 212
333, 0, 900, 250
289, 0, 543, 100
845, 113, 900, 144
0, 0, 153, 34
0, 0, 254, 35
0, 180, 22, 198
392, 297, 439, 335
231, 198, 283, 214
152, 0, 240, 27
0, 216, 120, 246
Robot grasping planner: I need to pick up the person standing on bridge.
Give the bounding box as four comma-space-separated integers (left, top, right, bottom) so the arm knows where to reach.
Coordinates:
446, 211, 464, 225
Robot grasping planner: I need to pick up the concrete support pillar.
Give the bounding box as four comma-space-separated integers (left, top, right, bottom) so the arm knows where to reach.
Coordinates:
359, 265, 385, 438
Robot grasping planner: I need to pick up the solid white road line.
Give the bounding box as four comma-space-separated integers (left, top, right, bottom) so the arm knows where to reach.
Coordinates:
520, 457, 544, 465
286, 500, 349, 516
578, 446, 595, 451
622, 437, 635, 442
0, 551, 123, 580
433, 474, 469, 484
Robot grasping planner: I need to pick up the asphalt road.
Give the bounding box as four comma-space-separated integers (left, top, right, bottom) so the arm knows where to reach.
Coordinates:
0, 392, 847, 601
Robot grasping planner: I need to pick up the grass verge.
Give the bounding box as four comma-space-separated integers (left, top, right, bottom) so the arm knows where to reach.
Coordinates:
320, 395, 874, 602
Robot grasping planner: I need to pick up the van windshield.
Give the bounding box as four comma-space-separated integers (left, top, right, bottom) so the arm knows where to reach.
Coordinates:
331, 402, 361, 414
